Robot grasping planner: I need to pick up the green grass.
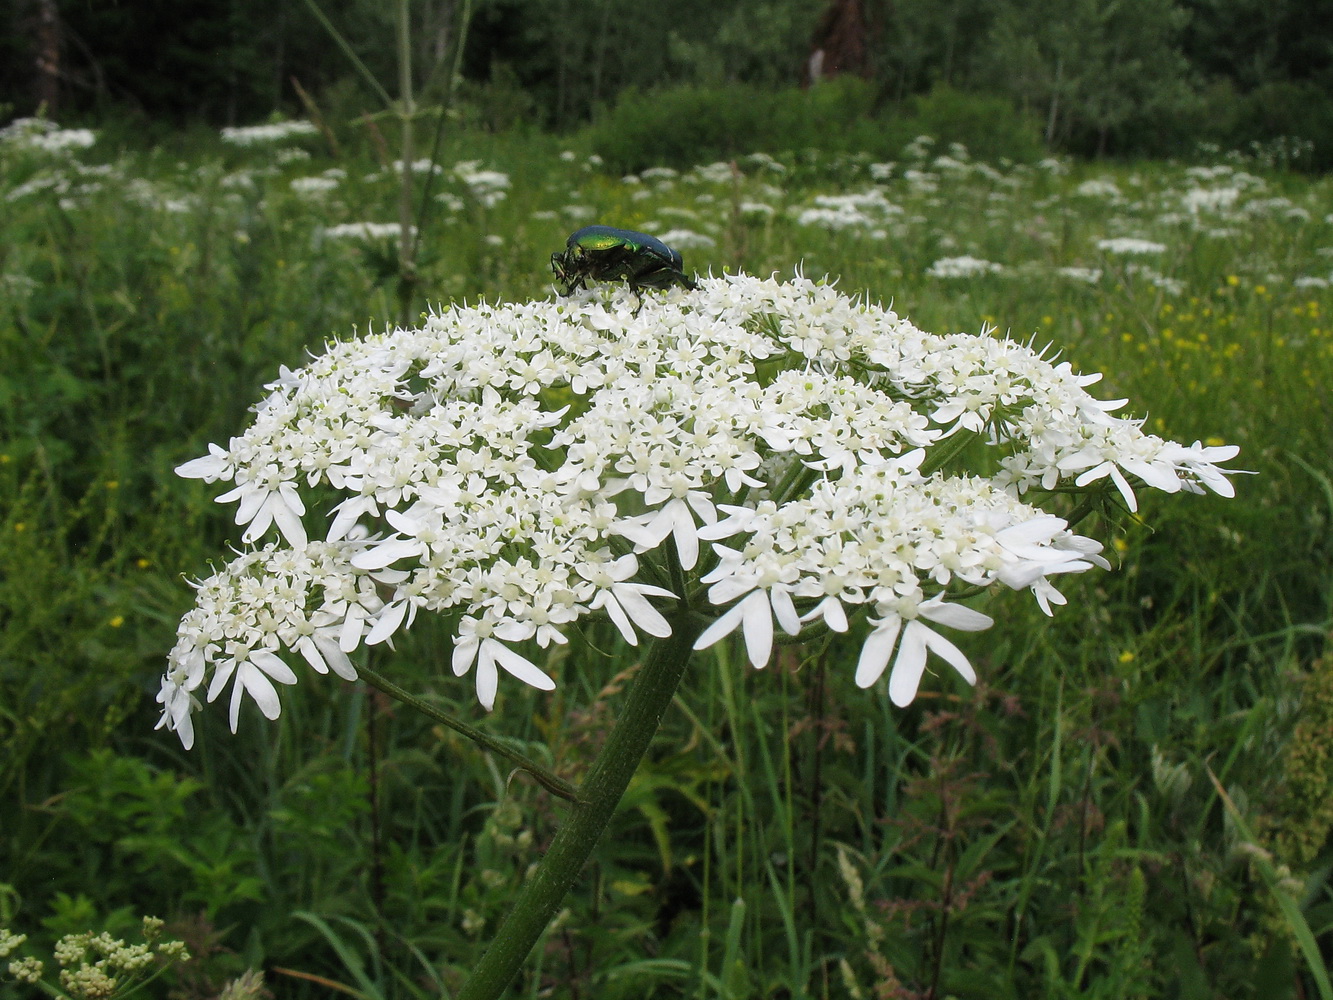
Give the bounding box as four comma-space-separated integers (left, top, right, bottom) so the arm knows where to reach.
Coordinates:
2, 121, 1332, 998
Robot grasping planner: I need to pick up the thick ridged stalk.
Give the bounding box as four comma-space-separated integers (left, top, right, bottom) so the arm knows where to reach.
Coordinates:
455, 612, 706, 1000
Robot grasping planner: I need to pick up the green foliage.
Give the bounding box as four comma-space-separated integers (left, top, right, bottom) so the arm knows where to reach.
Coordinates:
1228, 80, 1333, 170
466, 0, 823, 129
589, 78, 1042, 173
901, 84, 1045, 162
1270, 651, 1333, 867
587, 83, 831, 173
975, 0, 1191, 154
455, 63, 538, 134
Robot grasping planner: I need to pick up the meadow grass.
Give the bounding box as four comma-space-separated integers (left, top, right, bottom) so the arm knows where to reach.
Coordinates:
2, 123, 1332, 999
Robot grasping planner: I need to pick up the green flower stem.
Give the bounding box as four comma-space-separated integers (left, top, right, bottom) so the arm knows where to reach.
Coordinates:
456, 610, 707, 1000
356, 664, 582, 804
919, 426, 982, 478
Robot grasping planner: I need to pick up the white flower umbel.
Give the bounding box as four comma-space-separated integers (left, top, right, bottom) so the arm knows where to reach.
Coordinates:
161, 274, 1240, 746
220, 121, 319, 145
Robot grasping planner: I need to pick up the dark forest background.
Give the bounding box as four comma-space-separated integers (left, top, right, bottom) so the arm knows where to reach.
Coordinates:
3, 0, 1333, 163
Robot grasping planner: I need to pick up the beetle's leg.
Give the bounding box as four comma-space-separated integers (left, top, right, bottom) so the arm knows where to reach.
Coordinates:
626, 280, 645, 317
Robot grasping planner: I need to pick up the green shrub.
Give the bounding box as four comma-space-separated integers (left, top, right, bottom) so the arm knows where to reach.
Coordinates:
591, 83, 779, 172
1229, 80, 1331, 170
590, 78, 881, 172
589, 79, 1044, 172
901, 84, 1045, 162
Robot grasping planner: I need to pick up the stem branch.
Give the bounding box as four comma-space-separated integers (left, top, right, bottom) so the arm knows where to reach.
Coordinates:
357, 664, 581, 803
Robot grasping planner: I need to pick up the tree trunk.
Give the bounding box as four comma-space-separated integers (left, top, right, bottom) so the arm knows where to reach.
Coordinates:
1044, 56, 1062, 147
34, 0, 61, 115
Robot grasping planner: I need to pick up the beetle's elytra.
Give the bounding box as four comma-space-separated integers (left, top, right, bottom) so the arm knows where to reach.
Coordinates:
551, 225, 699, 307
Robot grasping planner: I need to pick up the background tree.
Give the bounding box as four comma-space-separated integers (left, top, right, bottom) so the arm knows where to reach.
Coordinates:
974, 0, 1191, 152
870, 0, 992, 103
1, 0, 1331, 163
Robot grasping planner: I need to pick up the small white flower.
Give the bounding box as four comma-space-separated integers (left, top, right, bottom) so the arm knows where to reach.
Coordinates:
175, 442, 232, 482
452, 617, 555, 710
1075, 179, 1120, 199
926, 256, 1004, 279
221, 121, 318, 145
207, 648, 300, 733
1057, 266, 1101, 284
215, 475, 308, 547
693, 587, 802, 669
1096, 237, 1167, 256
611, 493, 718, 571
581, 554, 675, 646
323, 222, 410, 241
285, 610, 359, 679
155, 649, 206, 749
855, 599, 993, 706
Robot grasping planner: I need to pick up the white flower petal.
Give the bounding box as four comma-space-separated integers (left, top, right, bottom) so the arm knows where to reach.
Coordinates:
351, 538, 423, 570
770, 587, 802, 636
263, 486, 308, 547
240, 661, 284, 720
175, 445, 230, 481
855, 616, 902, 688
207, 659, 237, 704
739, 591, 775, 668
918, 624, 977, 686
328, 496, 378, 542
294, 635, 330, 674
670, 499, 701, 570
694, 601, 748, 652
340, 605, 367, 652
490, 641, 556, 691
820, 597, 848, 632
475, 648, 499, 710
611, 584, 673, 638
250, 649, 298, 685
453, 633, 480, 676
1110, 466, 1139, 512
887, 622, 929, 706
313, 633, 358, 680
918, 599, 992, 632
366, 599, 410, 645
594, 590, 639, 646
228, 673, 247, 732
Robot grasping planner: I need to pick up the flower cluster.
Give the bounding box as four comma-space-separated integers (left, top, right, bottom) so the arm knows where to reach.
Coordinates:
453, 161, 511, 207
220, 121, 319, 146
926, 255, 1005, 279
322, 221, 411, 241
794, 190, 901, 233
1097, 237, 1168, 256
0, 117, 96, 153
1, 917, 189, 999
159, 274, 1238, 747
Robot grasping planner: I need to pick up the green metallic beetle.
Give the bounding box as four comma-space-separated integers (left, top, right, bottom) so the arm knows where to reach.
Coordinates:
551, 225, 698, 310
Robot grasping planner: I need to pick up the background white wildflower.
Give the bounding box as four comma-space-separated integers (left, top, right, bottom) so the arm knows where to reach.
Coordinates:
927, 255, 1005, 278
220, 121, 319, 145
0, 118, 97, 153
1097, 237, 1168, 255
453, 161, 511, 207
322, 222, 412, 241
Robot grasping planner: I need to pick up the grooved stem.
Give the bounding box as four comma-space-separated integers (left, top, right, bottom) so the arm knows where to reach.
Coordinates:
455, 612, 706, 1000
